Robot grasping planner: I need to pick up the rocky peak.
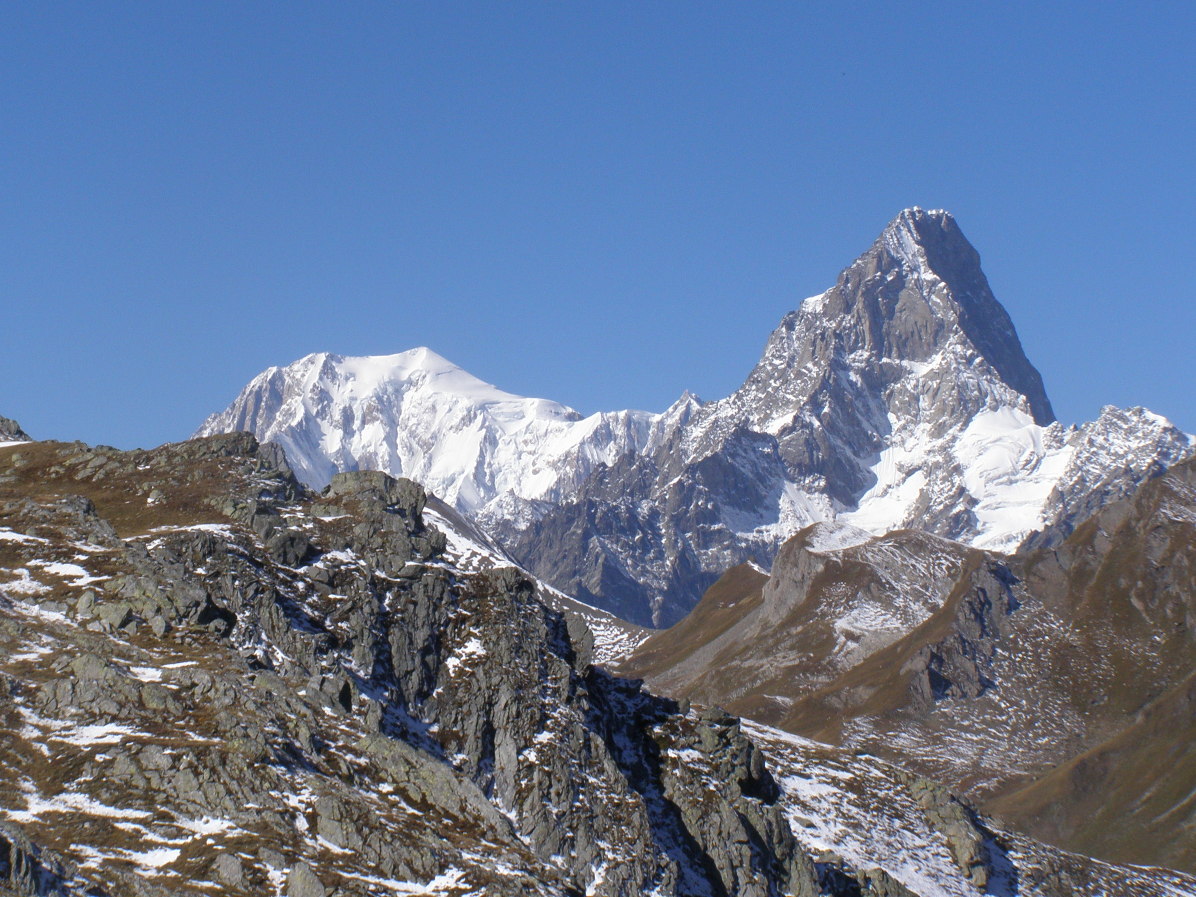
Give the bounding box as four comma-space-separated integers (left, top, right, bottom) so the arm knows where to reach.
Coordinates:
875, 208, 1056, 425
739, 208, 1054, 429
878, 207, 968, 278
0, 416, 31, 442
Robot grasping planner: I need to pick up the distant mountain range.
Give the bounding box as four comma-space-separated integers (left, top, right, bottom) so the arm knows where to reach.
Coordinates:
198, 208, 1193, 626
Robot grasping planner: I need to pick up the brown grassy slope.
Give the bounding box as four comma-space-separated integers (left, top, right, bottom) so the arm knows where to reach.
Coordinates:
767, 461, 1196, 873
618, 527, 981, 728
0, 436, 261, 538
614, 562, 768, 694
987, 664, 1196, 873
980, 458, 1196, 869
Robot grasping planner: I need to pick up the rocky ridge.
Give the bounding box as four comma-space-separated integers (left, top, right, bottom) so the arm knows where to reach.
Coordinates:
0, 431, 810, 896
0, 427, 1188, 895
198, 209, 1192, 627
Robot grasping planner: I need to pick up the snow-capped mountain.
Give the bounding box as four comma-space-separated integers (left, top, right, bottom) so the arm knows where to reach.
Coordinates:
198, 209, 1193, 626
507, 209, 1192, 623
195, 347, 655, 526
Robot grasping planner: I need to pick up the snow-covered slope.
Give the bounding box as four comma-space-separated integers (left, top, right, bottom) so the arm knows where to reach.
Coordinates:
748, 721, 1196, 897
843, 402, 1193, 551
196, 348, 655, 522
197, 209, 1193, 625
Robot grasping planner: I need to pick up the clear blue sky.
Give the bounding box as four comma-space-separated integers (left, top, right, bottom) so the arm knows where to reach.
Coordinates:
3, 2, 1194, 447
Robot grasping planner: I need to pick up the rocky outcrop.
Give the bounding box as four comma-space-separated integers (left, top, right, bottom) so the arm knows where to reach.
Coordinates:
904, 562, 1021, 708
0, 822, 72, 896
0, 434, 823, 896
0, 417, 30, 442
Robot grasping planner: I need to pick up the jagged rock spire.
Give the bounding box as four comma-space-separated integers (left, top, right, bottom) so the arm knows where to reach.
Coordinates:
771, 207, 1055, 426
879, 208, 1055, 424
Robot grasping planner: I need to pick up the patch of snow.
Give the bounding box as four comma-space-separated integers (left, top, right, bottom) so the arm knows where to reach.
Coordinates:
443, 637, 487, 675
0, 529, 49, 544
803, 521, 874, 553
0, 568, 51, 597
147, 523, 234, 535
8, 644, 55, 662
336, 867, 469, 894
743, 720, 979, 897
172, 815, 236, 835
30, 560, 108, 586
50, 723, 141, 746
7, 788, 153, 823
121, 846, 180, 868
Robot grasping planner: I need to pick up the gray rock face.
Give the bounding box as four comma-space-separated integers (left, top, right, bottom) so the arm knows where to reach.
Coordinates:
0, 822, 71, 896
0, 417, 31, 442
904, 562, 1021, 708
285, 863, 325, 897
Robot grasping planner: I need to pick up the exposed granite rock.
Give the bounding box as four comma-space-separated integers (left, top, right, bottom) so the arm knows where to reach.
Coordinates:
0, 822, 72, 896
904, 561, 1021, 708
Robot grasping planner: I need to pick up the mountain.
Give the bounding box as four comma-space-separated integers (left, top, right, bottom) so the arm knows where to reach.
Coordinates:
618, 455, 1196, 874
506, 209, 1192, 624
197, 209, 1193, 626
1, 427, 1191, 896
195, 347, 655, 526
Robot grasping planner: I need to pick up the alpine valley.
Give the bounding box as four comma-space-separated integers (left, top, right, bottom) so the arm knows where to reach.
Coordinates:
1, 209, 1194, 896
